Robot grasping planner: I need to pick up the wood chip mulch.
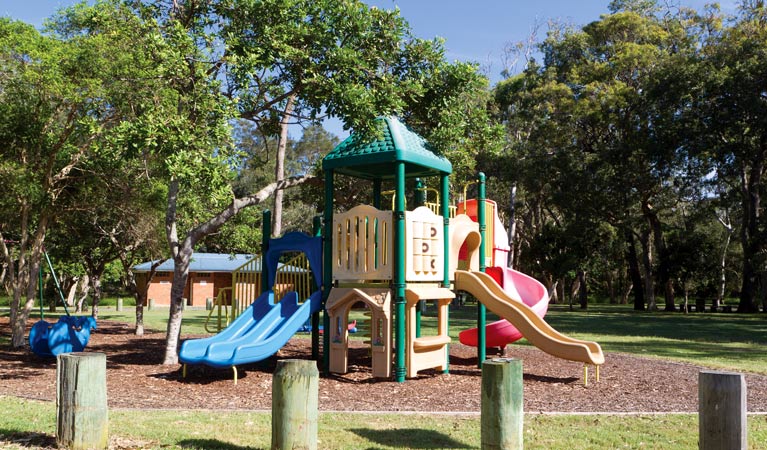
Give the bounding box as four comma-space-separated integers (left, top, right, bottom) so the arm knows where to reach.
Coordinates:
2, 318, 767, 413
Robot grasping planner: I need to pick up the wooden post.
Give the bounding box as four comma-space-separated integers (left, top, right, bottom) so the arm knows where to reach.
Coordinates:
206, 297, 213, 311
272, 359, 318, 450
56, 352, 108, 450
116, 298, 123, 312
148, 298, 155, 310
481, 358, 523, 450
699, 370, 747, 450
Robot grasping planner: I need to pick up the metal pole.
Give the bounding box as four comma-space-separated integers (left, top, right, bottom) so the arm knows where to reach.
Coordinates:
261, 210, 271, 295
311, 216, 322, 361
441, 173, 451, 373
394, 162, 407, 382
44, 250, 69, 316
477, 172, 487, 367
322, 169, 334, 375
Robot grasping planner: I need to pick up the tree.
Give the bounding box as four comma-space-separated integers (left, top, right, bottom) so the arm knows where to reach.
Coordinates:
492, 3, 711, 311
0, 7, 158, 346
694, 3, 767, 312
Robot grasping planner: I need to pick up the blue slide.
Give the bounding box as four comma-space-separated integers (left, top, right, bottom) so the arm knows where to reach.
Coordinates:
178, 289, 322, 368
179, 231, 323, 368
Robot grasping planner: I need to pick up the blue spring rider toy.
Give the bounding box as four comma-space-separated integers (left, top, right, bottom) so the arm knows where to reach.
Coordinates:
28, 251, 97, 357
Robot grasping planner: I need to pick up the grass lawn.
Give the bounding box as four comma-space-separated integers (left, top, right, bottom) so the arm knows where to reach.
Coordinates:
2, 296, 767, 448
2, 396, 766, 449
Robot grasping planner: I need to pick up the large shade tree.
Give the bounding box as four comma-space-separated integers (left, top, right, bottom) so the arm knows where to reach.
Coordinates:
48, 0, 494, 364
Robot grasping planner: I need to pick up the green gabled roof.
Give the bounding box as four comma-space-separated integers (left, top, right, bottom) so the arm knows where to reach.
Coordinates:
322, 116, 452, 180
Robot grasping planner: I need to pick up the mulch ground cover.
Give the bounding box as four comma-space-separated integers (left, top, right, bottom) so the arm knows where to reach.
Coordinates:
2, 318, 767, 413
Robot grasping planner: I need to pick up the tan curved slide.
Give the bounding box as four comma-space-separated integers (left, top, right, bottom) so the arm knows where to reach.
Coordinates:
455, 270, 604, 366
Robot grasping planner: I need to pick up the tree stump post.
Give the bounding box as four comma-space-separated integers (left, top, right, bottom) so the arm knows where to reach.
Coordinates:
699, 370, 747, 450
481, 358, 523, 450
271, 359, 318, 450
56, 352, 108, 449
148, 298, 155, 310
116, 298, 123, 312
206, 297, 214, 311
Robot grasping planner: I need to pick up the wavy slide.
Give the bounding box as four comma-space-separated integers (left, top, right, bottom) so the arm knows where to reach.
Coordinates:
179, 289, 322, 368
459, 266, 549, 347
455, 270, 604, 366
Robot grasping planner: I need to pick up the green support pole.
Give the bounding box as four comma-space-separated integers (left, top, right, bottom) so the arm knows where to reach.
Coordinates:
414, 178, 425, 338
394, 162, 407, 382
44, 250, 69, 316
311, 216, 322, 361
261, 210, 271, 295
441, 173, 451, 373
373, 179, 382, 210
477, 172, 487, 367
322, 170, 334, 375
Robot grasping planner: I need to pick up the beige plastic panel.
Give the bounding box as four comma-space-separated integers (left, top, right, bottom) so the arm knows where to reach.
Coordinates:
326, 287, 392, 378
405, 206, 444, 282
405, 287, 454, 378
332, 205, 393, 282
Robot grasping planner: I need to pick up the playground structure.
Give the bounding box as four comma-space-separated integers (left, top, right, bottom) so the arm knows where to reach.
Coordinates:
179, 116, 604, 382
28, 250, 98, 357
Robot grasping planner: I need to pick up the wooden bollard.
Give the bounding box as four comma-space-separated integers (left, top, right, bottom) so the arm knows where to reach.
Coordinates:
148, 298, 155, 310
206, 297, 214, 311
116, 298, 123, 312
699, 371, 747, 450
56, 352, 108, 449
481, 358, 523, 450
272, 359, 318, 450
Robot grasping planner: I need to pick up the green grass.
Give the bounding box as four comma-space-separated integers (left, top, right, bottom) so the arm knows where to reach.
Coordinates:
2, 396, 766, 449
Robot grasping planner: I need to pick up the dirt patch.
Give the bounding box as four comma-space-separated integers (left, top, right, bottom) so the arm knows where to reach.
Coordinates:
2, 318, 766, 413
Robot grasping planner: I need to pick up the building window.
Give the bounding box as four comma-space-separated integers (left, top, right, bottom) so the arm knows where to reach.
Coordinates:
197, 272, 211, 278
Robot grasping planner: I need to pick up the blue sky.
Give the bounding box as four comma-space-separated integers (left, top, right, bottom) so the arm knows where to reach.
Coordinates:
1, 0, 736, 137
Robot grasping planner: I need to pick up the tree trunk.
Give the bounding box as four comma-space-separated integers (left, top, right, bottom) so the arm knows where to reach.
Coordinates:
639, 227, 656, 310
77, 275, 90, 314
88, 272, 102, 320
507, 183, 517, 268
715, 214, 733, 312
272, 94, 296, 238
67, 278, 79, 311
163, 253, 189, 365
578, 269, 588, 309
644, 202, 674, 311
606, 270, 616, 304
625, 228, 645, 310
547, 279, 558, 304
621, 282, 633, 305
569, 276, 579, 311
737, 159, 762, 313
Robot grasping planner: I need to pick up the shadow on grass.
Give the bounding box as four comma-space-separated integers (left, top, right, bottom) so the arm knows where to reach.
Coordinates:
0, 430, 56, 449
176, 438, 264, 449
350, 428, 472, 449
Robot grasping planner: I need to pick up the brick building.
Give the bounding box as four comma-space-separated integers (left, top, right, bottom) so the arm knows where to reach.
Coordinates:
134, 253, 259, 307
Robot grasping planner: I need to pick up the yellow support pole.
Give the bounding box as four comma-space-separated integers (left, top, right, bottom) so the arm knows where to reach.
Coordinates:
233, 366, 238, 385
596, 365, 600, 383
583, 364, 589, 387
182, 364, 187, 378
